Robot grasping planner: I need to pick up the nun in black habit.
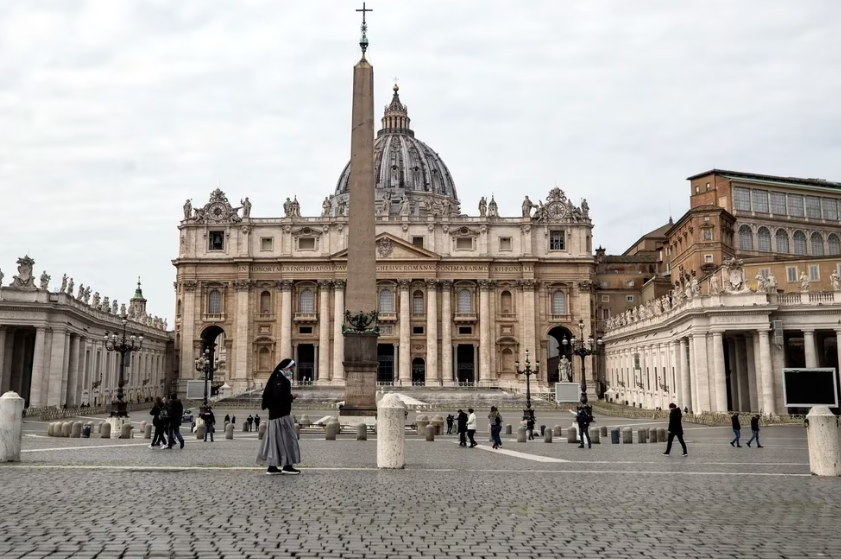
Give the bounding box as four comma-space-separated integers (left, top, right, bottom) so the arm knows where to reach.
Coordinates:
257, 358, 302, 475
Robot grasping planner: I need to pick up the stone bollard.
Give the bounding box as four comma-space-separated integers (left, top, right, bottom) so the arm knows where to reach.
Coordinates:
120, 424, 133, 439
415, 415, 429, 436
259, 422, 267, 440
622, 427, 633, 444
96, 422, 102, 434
638, 428, 648, 444
806, 406, 841, 476
505, 424, 512, 435
62, 422, 72, 438
140, 420, 147, 433
144, 424, 153, 439
600, 426, 607, 437
46, 423, 53, 436
300, 414, 311, 427
356, 423, 367, 441
517, 426, 527, 443
242, 421, 248, 432
553, 425, 563, 437
656, 428, 667, 443
71, 422, 82, 438
377, 393, 406, 469
196, 424, 205, 440
591, 429, 601, 444
101, 423, 111, 439
567, 427, 578, 444
325, 422, 339, 440
544, 429, 552, 443
295, 424, 301, 440
648, 427, 657, 443
611, 428, 620, 444
431, 415, 445, 435
0, 392, 25, 462
225, 423, 234, 439
425, 424, 435, 442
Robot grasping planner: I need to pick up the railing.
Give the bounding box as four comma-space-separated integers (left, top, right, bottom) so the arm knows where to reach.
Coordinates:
551, 314, 570, 322
203, 313, 224, 321
294, 312, 318, 322
378, 312, 397, 322
809, 291, 834, 303
453, 312, 477, 322
777, 293, 801, 305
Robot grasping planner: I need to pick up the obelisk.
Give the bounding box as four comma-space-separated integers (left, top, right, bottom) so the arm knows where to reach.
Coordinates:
342, 3, 378, 416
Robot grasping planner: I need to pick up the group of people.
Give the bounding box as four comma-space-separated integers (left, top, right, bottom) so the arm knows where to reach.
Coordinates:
730, 413, 763, 448
447, 409, 478, 448
148, 394, 185, 450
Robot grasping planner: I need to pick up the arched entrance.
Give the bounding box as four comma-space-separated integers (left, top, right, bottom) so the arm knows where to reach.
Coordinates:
547, 326, 573, 384
200, 325, 226, 396
412, 358, 425, 385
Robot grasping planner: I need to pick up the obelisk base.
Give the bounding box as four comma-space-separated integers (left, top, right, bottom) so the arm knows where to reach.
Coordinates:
341, 333, 378, 417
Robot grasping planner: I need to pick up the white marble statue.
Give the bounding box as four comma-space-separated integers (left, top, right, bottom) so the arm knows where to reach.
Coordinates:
755, 271, 768, 293
691, 278, 700, 296
709, 273, 720, 295
120, 303, 126, 316
92, 292, 101, 307
60, 274, 68, 293
398, 196, 411, 217
558, 356, 572, 382
183, 199, 192, 220
381, 191, 391, 216
66, 278, 74, 296
39, 271, 51, 291
102, 296, 110, 312
684, 281, 693, 300
112, 300, 119, 315
767, 272, 778, 293
83, 287, 91, 304
522, 196, 534, 218
478, 197, 487, 217
322, 197, 331, 217
831, 270, 841, 291
800, 272, 810, 292
77, 283, 85, 300
240, 197, 251, 218
283, 197, 293, 217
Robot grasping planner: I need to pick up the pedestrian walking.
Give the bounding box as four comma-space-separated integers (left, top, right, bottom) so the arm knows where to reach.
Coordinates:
526, 416, 535, 440
746, 414, 763, 448
231, 415, 236, 426
466, 408, 478, 448
488, 406, 503, 449
149, 396, 168, 448
730, 413, 742, 447
247, 414, 254, 432
663, 403, 688, 457
165, 393, 185, 450
456, 409, 468, 447
576, 396, 594, 449
201, 407, 216, 442
224, 414, 231, 424
257, 358, 302, 475
254, 414, 261, 430
446, 414, 454, 435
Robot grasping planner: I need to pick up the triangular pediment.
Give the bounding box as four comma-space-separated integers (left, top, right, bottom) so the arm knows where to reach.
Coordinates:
330, 233, 440, 260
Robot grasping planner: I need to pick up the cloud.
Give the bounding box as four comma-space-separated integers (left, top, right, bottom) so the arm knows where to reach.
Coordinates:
1, 0, 840, 321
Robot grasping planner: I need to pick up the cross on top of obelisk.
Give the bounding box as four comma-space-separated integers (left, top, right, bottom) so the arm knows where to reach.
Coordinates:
356, 2, 372, 55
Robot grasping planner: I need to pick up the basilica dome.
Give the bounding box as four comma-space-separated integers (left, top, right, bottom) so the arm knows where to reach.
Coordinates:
334, 85, 458, 205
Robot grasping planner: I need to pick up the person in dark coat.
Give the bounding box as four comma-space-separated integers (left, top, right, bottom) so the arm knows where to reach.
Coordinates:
576, 396, 594, 449
256, 359, 302, 475
247, 414, 254, 432
663, 403, 688, 456
746, 414, 763, 448
165, 394, 184, 450
149, 396, 168, 448
730, 413, 742, 447
456, 409, 468, 447
254, 414, 261, 430
224, 414, 231, 424
446, 414, 454, 435
201, 407, 216, 442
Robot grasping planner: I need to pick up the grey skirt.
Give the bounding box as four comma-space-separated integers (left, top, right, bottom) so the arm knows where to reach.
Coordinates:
256, 415, 301, 467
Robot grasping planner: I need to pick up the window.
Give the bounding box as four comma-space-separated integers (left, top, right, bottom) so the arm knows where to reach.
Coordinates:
806, 196, 822, 219
810, 265, 820, 281
828, 234, 841, 255
458, 289, 472, 313
705, 254, 713, 263
626, 295, 635, 303
602, 309, 610, 320
209, 231, 225, 251
412, 326, 424, 335
299, 237, 316, 250
549, 231, 565, 251
260, 237, 273, 251
601, 295, 610, 302
412, 236, 424, 248
458, 326, 472, 335
208, 290, 222, 314
787, 267, 798, 283
552, 291, 566, 315
734, 187, 751, 211
793, 230, 807, 255
751, 190, 769, 213
702, 228, 713, 240
600, 281, 609, 288
500, 291, 513, 313
456, 237, 473, 250
811, 232, 825, 256
757, 227, 771, 252
695, 185, 700, 194
625, 280, 635, 288
788, 194, 804, 217
499, 237, 512, 251
823, 198, 838, 221
379, 289, 394, 313
703, 216, 710, 222
299, 326, 313, 334
260, 291, 271, 314
770, 192, 787, 215
299, 289, 314, 313
706, 182, 711, 191
738, 225, 753, 251
776, 229, 790, 253
412, 290, 424, 315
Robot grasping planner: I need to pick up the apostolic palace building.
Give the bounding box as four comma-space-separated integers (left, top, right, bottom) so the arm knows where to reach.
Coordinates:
172, 85, 598, 394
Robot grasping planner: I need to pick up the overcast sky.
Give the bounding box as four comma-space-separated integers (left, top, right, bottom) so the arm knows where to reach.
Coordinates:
1, 0, 840, 322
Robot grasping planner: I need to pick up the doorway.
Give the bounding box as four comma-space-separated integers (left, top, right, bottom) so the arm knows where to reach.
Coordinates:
297, 344, 315, 382
547, 326, 573, 384
412, 358, 425, 384
456, 344, 475, 383
377, 344, 394, 383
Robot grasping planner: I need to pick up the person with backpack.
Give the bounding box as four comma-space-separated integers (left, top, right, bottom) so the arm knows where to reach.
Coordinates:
746, 415, 763, 448
446, 414, 454, 435
201, 407, 216, 442
488, 406, 503, 449
456, 409, 468, 447
663, 403, 688, 457
576, 396, 594, 449
730, 412, 742, 448
165, 393, 185, 450
526, 416, 536, 441
247, 414, 254, 432
149, 396, 168, 448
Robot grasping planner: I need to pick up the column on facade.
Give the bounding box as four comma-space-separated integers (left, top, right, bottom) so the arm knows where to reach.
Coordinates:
398, 279, 411, 385
0, 327, 7, 394
180, 282, 197, 379
234, 281, 251, 382
710, 331, 727, 412
735, 337, 750, 411
757, 330, 776, 414
678, 338, 689, 409
520, 280, 536, 373
66, 334, 82, 407
318, 280, 332, 382
478, 280, 491, 383
440, 281, 453, 386
425, 279, 439, 385
332, 280, 346, 383
691, 333, 710, 411
280, 280, 293, 362
803, 329, 818, 368
745, 335, 759, 412
727, 339, 739, 411
46, 328, 68, 407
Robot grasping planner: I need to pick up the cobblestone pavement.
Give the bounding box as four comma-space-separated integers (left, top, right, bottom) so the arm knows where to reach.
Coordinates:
3, 418, 840, 558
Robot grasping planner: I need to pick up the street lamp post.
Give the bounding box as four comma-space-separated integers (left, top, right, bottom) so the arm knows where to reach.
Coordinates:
515, 349, 540, 421
104, 314, 143, 418
562, 319, 604, 399
195, 348, 217, 414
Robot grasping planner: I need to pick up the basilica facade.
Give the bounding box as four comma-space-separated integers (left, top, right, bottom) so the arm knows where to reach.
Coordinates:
173, 86, 598, 393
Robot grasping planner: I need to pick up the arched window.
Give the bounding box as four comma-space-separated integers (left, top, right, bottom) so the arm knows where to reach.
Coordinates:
412, 290, 424, 315
811, 232, 825, 256
299, 289, 314, 313
502, 348, 515, 372
552, 291, 566, 315
259, 347, 271, 371
738, 225, 753, 251
757, 227, 771, 253
260, 291, 271, 314
208, 290, 222, 314
458, 289, 472, 313
500, 291, 512, 314
828, 234, 841, 256
776, 229, 790, 253
378, 289, 393, 313
793, 230, 807, 255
